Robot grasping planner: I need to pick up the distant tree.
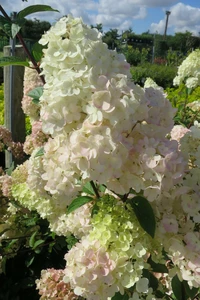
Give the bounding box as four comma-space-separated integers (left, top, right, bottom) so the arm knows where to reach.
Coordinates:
91, 23, 103, 33
20, 18, 51, 41
102, 28, 120, 49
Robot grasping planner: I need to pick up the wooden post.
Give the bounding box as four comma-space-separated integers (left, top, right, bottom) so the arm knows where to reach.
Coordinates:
4, 45, 26, 168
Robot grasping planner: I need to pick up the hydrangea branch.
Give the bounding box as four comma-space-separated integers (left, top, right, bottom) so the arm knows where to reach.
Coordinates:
0, 4, 45, 84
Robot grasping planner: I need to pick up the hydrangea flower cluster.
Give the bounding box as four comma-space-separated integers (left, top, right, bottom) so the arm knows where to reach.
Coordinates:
0, 125, 24, 159
36, 268, 78, 300
22, 65, 43, 122
7, 15, 200, 299
63, 195, 155, 300
173, 49, 200, 88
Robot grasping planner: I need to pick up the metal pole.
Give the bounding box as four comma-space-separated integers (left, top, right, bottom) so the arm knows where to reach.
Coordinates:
7, 12, 17, 165
163, 11, 171, 40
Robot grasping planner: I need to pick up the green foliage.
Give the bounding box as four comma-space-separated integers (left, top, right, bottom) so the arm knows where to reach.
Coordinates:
28, 86, 43, 104
166, 84, 200, 105
166, 48, 186, 66
172, 275, 199, 300
102, 28, 120, 49
0, 83, 31, 135
21, 19, 51, 41
130, 63, 177, 89
0, 210, 69, 300
34, 147, 44, 158
166, 84, 200, 127
0, 56, 29, 67
122, 46, 150, 66
128, 196, 156, 238
0, 83, 4, 124
67, 196, 93, 214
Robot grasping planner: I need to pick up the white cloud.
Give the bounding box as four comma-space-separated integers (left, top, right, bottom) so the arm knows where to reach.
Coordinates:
0, 0, 199, 35
150, 3, 200, 36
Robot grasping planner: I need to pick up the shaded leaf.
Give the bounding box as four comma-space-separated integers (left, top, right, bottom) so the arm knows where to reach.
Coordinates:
172, 275, 184, 300
67, 196, 93, 214
112, 292, 129, 300
25, 255, 35, 267
91, 202, 99, 217
33, 239, 45, 249
17, 5, 59, 19
128, 196, 156, 238
147, 256, 168, 273
143, 269, 159, 291
31, 42, 44, 62
0, 56, 29, 67
183, 280, 199, 299
29, 231, 37, 248
66, 235, 78, 250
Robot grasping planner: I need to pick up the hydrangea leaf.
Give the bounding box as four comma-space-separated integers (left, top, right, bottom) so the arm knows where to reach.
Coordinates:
17, 5, 59, 19
0, 56, 29, 67
28, 86, 43, 104
147, 256, 168, 273
111, 292, 129, 300
34, 147, 44, 157
171, 275, 185, 300
67, 196, 93, 214
31, 42, 45, 63
11, 23, 21, 38
82, 182, 95, 195
183, 280, 199, 299
128, 196, 156, 238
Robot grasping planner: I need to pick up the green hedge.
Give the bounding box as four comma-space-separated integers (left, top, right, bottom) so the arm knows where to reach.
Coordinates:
0, 83, 31, 134
130, 63, 177, 89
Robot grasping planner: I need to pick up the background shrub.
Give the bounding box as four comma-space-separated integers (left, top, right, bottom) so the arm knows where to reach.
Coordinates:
130, 63, 177, 89
0, 83, 31, 135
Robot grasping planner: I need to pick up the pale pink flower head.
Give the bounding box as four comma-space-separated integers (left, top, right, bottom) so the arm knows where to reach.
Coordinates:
170, 125, 190, 143
36, 268, 78, 300
64, 238, 117, 299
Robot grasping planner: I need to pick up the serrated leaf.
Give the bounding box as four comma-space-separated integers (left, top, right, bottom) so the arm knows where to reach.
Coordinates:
28, 86, 43, 103
0, 56, 29, 67
31, 42, 44, 62
17, 5, 59, 19
67, 196, 93, 214
171, 275, 184, 300
11, 23, 21, 39
29, 231, 37, 248
128, 196, 156, 238
34, 147, 44, 157
82, 182, 95, 195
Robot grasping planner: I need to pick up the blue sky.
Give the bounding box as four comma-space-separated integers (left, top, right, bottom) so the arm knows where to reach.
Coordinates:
1, 0, 200, 36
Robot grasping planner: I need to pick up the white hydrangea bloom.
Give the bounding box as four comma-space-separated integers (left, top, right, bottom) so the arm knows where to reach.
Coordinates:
173, 49, 200, 88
